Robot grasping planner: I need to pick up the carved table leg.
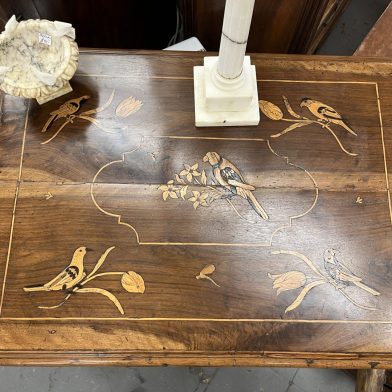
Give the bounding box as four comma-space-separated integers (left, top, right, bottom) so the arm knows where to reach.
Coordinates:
356, 369, 386, 392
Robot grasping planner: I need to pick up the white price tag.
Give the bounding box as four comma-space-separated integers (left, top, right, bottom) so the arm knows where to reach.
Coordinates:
38, 33, 52, 46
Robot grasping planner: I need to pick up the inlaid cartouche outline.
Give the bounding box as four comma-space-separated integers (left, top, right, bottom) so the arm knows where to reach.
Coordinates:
74, 76, 389, 221
90, 136, 319, 247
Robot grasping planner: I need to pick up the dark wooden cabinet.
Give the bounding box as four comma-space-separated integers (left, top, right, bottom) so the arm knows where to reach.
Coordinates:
0, 0, 348, 53
0, 0, 177, 49
179, 0, 349, 54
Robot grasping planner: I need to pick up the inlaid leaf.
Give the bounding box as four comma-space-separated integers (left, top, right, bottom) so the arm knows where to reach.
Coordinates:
121, 271, 145, 293
116, 96, 143, 118
196, 265, 220, 287
283, 96, 301, 118
180, 185, 188, 200
175, 174, 186, 185
87, 246, 115, 279
270, 122, 309, 138
285, 280, 326, 313
82, 90, 114, 115
77, 287, 124, 315
259, 100, 283, 120
210, 192, 222, 201
201, 264, 215, 275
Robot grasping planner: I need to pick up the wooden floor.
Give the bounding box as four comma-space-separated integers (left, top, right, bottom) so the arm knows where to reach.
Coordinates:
1, 50, 392, 367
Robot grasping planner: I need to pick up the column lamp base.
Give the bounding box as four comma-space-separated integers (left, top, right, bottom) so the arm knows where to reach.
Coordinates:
193, 56, 260, 127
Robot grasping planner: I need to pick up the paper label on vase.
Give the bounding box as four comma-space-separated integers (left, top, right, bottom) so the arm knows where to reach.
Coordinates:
38, 33, 52, 46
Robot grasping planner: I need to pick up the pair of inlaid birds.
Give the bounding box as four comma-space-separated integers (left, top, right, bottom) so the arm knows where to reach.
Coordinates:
24, 247, 378, 298
43, 96, 355, 136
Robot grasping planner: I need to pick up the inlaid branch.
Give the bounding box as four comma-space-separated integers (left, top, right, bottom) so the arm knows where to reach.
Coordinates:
41, 91, 142, 145
158, 153, 269, 223
269, 249, 380, 313
260, 97, 358, 157
23, 246, 145, 315
196, 264, 220, 287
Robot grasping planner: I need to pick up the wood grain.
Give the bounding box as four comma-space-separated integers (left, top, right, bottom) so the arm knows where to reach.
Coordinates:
1, 50, 392, 366
354, 3, 392, 57
356, 369, 386, 392
178, 0, 344, 54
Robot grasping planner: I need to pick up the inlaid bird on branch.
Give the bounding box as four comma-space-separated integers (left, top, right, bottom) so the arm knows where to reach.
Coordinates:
323, 248, 379, 296
42, 95, 90, 132
203, 152, 269, 220
23, 246, 90, 292
300, 98, 357, 136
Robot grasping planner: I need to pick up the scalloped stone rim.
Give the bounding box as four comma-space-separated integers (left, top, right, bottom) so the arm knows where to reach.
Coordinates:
0, 18, 79, 101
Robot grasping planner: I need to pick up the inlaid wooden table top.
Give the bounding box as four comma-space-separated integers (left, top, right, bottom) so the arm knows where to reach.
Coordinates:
1, 50, 392, 367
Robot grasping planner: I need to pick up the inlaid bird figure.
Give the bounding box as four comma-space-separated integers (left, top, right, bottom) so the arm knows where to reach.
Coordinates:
203, 152, 269, 220
323, 248, 379, 296
300, 98, 357, 136
42, 95, 90, 132
23, 246, 90, 292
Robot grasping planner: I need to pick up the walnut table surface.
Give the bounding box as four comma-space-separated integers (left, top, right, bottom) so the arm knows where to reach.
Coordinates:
1, 50, 392, 368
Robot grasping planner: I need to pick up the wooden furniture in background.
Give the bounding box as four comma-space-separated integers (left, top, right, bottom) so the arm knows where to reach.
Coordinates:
354, 3, 392, 57
179, 0, 349, 53
356, 369, 386, 392
0, 0, 349, 53
0, 0, 177, 49
1, 51, 392, 375
307, 0, 351, 54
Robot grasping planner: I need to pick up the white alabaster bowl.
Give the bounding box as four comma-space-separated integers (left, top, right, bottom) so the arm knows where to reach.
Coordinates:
0, 15, 79, 104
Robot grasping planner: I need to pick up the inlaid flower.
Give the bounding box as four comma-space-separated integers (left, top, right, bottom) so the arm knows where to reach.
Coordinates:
268, 271, 306, 295
188, 191, 209, 210
116, 96, 143, 118
121, 271, 145, 293
180, 163, 201, 182
158, 180, 179, 201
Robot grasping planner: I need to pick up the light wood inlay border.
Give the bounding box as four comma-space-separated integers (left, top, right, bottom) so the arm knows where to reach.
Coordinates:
375, 83, 392, 224
1, 79, 389, 323
1, 317, 392, 324
0, 102, 30, 316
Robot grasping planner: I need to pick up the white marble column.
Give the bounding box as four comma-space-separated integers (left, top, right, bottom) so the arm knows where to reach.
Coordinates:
193, 0, 260, 127
217, 0, 255, 80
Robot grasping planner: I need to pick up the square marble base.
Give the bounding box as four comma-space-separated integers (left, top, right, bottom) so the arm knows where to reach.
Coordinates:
36, 82, 73, 105
193, 57, 260, 127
